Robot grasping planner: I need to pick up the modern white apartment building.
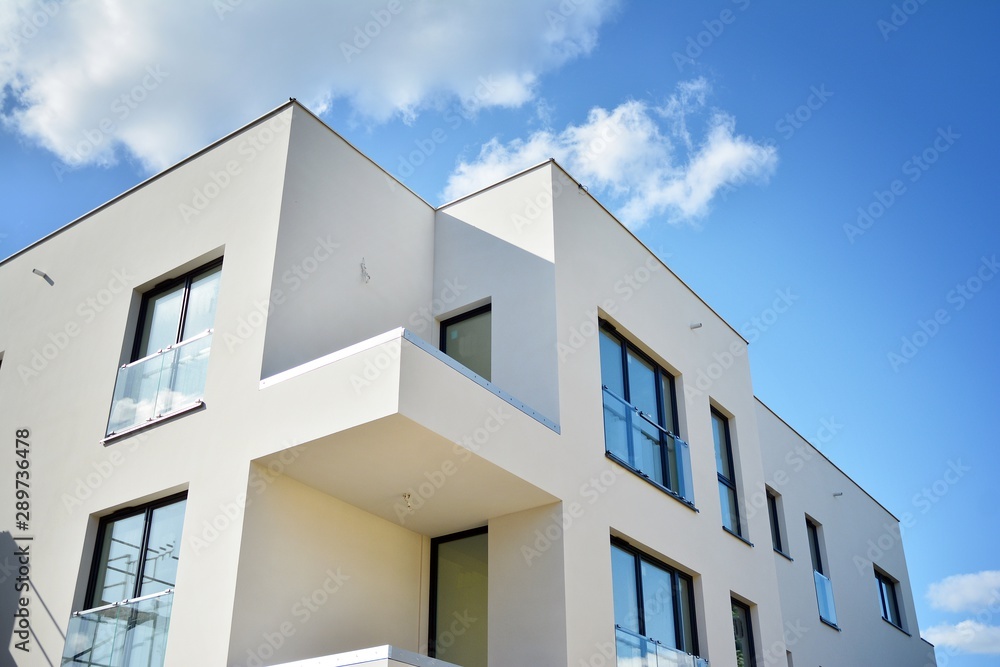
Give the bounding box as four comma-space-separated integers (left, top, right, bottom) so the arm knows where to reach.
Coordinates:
0, 101, 935, 667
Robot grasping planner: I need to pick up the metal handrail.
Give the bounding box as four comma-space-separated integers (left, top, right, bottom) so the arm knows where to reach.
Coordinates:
602, 386, 683, 441
120, 329, 212, 369
72, 588, 174, 617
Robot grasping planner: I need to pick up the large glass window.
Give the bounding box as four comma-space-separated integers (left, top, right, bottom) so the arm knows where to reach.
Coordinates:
876, 568, 903, 629
440, 305, 491, 380
712, 408, 741, 536
63, 494, 186, 667
600, 323, 692, 503
429, 528, 488, 667
134, 262, 221, 359
89, 495, 187, 607
732, 599, 757, 667
106, 261, 221, 437
611, 539, 700, 664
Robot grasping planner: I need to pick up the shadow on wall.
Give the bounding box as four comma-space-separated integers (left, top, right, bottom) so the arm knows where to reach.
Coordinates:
0, 530, 20, 664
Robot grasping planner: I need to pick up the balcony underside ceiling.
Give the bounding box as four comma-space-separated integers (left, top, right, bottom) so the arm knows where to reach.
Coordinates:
257, 413, 556, 537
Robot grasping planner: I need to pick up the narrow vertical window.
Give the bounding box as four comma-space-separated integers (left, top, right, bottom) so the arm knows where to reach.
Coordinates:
807, 518, 838, 626
732, 599, 757, 667
876, 569, 903, 629
767, 490, 784, 553
712, 408, 741, 536
440, 305, 492, 380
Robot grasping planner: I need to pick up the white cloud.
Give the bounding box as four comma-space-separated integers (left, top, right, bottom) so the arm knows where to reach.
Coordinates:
0, 0, 618, 170
924, 620, 1000, 655
443, 79, 777, 227
928, 571, 1000, 613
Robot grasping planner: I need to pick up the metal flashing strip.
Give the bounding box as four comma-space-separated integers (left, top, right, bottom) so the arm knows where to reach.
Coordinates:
400, 329, 560, 434
271, 645, 461, 667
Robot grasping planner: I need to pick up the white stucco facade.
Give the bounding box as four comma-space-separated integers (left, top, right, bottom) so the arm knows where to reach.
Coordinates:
0, 102, 934, 667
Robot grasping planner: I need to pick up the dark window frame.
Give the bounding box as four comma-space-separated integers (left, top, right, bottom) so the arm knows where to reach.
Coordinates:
806, 519, 824, 575
85, 491, 188, 608
599, 322, 686, 500
439, 304, 492, 379
611, 536, 700, 657
132, 258, 223, 362
713, 408, 742, 536
428, 526, 488, 659
875, 568, 904, 629
731, 598, 758, 667
766, 490, 783, 554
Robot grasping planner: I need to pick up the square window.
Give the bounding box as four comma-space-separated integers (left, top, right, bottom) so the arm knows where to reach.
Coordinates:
440, 305, 491, 381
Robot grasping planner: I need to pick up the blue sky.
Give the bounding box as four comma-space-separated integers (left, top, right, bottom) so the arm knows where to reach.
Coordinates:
2, 1, 998, 663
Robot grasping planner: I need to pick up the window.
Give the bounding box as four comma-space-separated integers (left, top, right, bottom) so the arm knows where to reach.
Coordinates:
106, 260, 221, 437
63, 494, 186, 667
732, 599, 757, 667
429, 528, 488, 667
876, 568, 903, 629
440, 305, 491, 380
600, 323, 693, 502
807, 518, 838, 627
611, 539, 701, 665
712, 408, 741, 536
767, 490, 784, 554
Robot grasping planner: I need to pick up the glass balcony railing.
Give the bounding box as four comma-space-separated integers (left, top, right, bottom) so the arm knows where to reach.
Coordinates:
814, 570, 838, 626
603, 388, 694, 503
615, 627, 709, 667
106, 331, 212, 436
61, 590, 173, 667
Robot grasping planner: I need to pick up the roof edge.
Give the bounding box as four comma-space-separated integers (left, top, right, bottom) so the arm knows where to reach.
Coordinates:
0, 99, 301, 268
754, 395, 901, 523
